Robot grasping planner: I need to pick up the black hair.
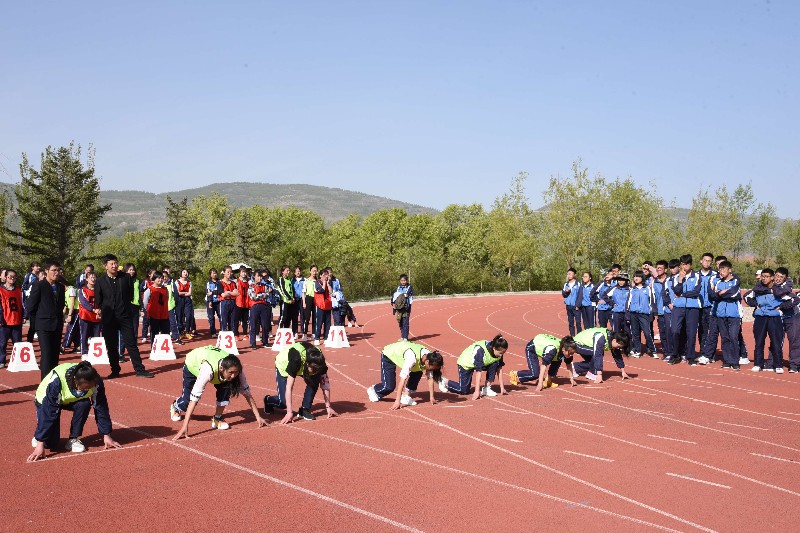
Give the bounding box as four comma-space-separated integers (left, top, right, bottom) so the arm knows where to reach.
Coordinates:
281, 265, 290, 273
103, 254, 118, 264
30, 262, 41, 269
150, 270, 162, 282
633, 270, 645, 281
680, 254, 693, 265
761, 268, 774, 276
425, 350, 444, 381
611, 330, 630, 355
668, 259, 680, 269
399, 273, 409, 281
489, 334, 508, 352
776, 267, 789, 277
582, 271, 593, 282
718, 260, 732, 269
85, 263, 94, 270
220, 355, 243, 397
702, 252, 714, 260
567, 267, 577, 274
560, 335, 577, 354
611, 263, 622, 271
5, 268, 16, 277
304, 347, 327, 376
124, 263, 135, 272
208, 268, 217, 275
656, 260, 668, 268
643, 261, 653, 267
43, 260, 61, 271
71, 361, 99, 387
715, 255, 727, 263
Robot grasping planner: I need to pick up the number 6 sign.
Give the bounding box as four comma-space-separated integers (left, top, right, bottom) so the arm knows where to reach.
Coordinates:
7, 342, 39, 372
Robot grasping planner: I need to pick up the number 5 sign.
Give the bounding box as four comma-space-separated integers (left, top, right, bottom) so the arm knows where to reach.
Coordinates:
215, 331, 240, 355
7, 342, 40, 372
82, 337, 110, 365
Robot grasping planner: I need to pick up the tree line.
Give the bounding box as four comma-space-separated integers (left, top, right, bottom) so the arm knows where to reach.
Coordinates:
3, 145, 798, 305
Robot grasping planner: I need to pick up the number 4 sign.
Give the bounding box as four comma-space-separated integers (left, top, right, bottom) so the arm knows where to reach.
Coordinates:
7, 342, 39, 372
215, 331, 240, 355
150, 334, 177, 361
82, 337, 110, 365
324, 326, 350, 348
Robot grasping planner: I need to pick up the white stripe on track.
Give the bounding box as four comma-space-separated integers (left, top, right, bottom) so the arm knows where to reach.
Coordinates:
666, 473, 731, 489
565, 450, 615, 462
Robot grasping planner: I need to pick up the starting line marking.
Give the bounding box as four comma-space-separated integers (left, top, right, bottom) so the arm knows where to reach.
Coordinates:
648, 435, 697, 445
341, 416, 382, 420
624, 390, 657, 396
494, 407, 529, 414
480, 433, 523, 443
565, 450, 615, 462
564, 419, 605, 428
778, 411, 800, 417
750, 453, 799, 464
442, 405, 472, 408
641, 379, 670, 382
681, 384, 712, 389
666, 473, 731, 489
717, 422, 768, 431
563, 397, 599, 405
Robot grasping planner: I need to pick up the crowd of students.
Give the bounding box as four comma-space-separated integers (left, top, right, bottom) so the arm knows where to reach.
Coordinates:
560, 254, 800, 373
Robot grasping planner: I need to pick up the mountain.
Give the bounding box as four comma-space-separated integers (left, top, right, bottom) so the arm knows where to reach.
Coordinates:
0, 181, 439, 236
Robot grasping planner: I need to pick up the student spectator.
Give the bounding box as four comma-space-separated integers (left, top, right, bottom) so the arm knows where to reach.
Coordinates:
744, 269, 785, 373
773, 268, 799, 372
626, 270, 656, 358
247, 270, 271, 349
143, 271, 170, 343
391, 274, 414, 341
174, 269, 193, 340
77, 272, 102, 357
22, 262, 41, 320
302, 265, 318, 342
313, 269, 333, 345
606, 272, 630, 334
219, 266, 238, 333
562, 268, 580, 336
61, 275, 80, 354
140, 268, 155, 342
206, 269, 222, 338
710, 260, 743, 370
234, 267, 250, 340
292, 266, 306, 339
591, 265, 619, 329
275, 265, 296, 332
0, 269, 23, 369
94, 255, 153, 379
574, 271, 595, 331
668, 255, 705, 365
697, 252, 716, 351
648, 260, 670, 358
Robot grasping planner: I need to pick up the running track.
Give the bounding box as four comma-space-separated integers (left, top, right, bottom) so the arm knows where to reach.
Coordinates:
2, 294, 799, 532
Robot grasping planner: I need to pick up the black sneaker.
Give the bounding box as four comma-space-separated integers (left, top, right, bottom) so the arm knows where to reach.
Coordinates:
687, 359, 698, 366
731, 365, 740, 371
298, 407, 316, 421
667, 357, 681, 365
106, 371, 121, 379
722, 363, 731, 369
263, 395, 274, 415
135, 370, 155, 378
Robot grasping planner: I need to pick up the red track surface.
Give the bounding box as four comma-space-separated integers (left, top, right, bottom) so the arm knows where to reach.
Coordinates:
2, 294, 799, 532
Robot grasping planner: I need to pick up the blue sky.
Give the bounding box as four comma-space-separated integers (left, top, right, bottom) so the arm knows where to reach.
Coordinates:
1, 1, 797, 215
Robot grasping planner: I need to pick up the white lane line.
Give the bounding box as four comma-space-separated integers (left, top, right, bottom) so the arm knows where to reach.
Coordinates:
681, 384, 712, 389
494, 407, 530, 414
442, 405, 472, 408
666, 473, 731, 489
641, 379, 670, 382
717, 422, 768, 431
779, 412, 800, 417
565, 450, 615, 463
750, 453, 799, 464
33, 443, 160, 463
563, 397, 599, 405
564, 419, 605, 428
480, 433, 523, 443
624, 390, 657, 396
340, 416, 382, 420
648, 435, 697, 445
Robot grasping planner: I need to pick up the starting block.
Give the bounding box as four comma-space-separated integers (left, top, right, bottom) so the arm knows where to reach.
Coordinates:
82, 337, 110, 365
7, 342, 39, 372
150, 334, 176, 361
271, 328, 294, 351
215, 331, 240, 355
324, 326, 350, 348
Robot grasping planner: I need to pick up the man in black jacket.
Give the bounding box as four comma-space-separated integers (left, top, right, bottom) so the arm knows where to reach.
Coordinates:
94, 254, 153, 378
25, 261, 64, 378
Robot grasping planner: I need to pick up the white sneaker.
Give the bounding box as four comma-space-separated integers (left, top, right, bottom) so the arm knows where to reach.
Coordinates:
211, 417, 230, 430
629, 352, 642, 358
438, 377, 449, 393
764, 368, 775, 372
751, 366, 761, 372
400, 395, 417, 406
739, 357, 750, 365
31, 437, 37, 448
651, 352, 660, 359
169, 403, 183, 422
313, 339, 320, 346
696, 356, 711, 365
775, 368, 784, 374
585, 371, 597, 382
65, 438, 86, 453
480, 386, 498, 397
366, 385, 380, 402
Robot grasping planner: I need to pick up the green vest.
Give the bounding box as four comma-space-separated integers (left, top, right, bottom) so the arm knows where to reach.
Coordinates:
533, 334, 562, 360
167, 281, 176, 310
457, 341, 500, 370
383, 341, 425, 372
279, 277, 293, 304
304, 278, 316, 297
64, 286, 74, 307
131, 277, 140, 306
185, 346, 228, 384
573, 327, 610, 350
275, 342, 310, 378
35, 363, 96, 405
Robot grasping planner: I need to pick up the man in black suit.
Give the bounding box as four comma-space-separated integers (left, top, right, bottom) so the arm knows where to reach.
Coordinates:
95, 254, 153, 378
25, 261, 65, 378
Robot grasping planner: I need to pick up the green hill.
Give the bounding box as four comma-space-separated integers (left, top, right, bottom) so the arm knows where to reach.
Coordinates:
0, 181, 439, 236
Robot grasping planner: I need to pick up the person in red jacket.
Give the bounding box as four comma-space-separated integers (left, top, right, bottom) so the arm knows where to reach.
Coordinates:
313, 269, 333, 345
0, 269, 23, 368
77, 272, 102, 357
234, 267, 250, 340
247, 270, 271, 349
143, 271, 170, 343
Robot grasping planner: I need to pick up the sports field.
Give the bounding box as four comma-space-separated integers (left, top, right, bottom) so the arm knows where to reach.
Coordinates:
2, 293, 799, 532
